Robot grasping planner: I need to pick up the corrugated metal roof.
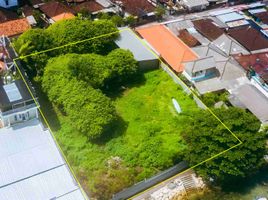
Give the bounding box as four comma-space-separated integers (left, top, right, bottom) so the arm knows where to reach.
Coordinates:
248, 8, 267, 15
212, 34, 249, 56
0, 119, 87, 200
184, 56, 216, 74
216, 12, 244, 23
115, 29, 157, 61
230, 84, 268, 123
209, 8, 234, 16
0, 165, 83, 200
181, 0, 209, 8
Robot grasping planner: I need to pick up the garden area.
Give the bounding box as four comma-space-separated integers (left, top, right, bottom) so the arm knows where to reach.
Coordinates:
38, 69, 200, 199
14, 17, 267, 200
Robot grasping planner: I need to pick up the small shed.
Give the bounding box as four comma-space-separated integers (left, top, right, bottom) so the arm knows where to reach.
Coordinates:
115, 29, 159, 70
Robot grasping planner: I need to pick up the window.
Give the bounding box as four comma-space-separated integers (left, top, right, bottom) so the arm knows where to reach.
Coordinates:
5, 0, 9, 6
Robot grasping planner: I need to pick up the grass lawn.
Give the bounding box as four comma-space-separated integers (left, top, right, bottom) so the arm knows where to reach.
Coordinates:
37, 69, 200, 199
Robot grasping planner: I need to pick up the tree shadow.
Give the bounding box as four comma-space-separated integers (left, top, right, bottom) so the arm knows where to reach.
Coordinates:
222, 166, 268, 195
33, 81, 61, 132
92, 115, 129, 145
104, 70, 147, 99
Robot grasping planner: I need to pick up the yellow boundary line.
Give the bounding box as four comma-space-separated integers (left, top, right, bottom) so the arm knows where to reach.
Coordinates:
12, 27, 243, 200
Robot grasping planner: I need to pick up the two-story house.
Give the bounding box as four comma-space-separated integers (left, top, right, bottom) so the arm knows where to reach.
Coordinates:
0, 78, 38, 127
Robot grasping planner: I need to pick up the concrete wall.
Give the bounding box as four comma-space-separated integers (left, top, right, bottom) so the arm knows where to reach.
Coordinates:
2, 108, 38, 127
138, 59, 159, 71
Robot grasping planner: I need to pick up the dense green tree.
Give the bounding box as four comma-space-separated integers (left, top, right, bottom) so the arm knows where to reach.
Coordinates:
182, 107, 267, 186
14, 18, 119, 77
106, 49, 138, 86
43, 55, 116, 140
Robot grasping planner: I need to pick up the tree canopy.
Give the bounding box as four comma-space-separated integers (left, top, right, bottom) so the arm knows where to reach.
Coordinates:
43, 55, 116, 140
14, 18, 119, 77
42, 49, 138, 139
182, 107, 267, 186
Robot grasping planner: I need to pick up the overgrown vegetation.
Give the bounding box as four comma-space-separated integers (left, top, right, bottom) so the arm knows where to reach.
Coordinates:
15, 18, 267, 200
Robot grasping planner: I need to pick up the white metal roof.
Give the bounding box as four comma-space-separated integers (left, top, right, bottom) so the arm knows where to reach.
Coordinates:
115, 29, 157, 62
0, 165, 83, 200
0, 119, 87, 200
216, 12, 244, 23
209, 8, 234, 16
3, 83, 22, 102
248, 8, 267, 15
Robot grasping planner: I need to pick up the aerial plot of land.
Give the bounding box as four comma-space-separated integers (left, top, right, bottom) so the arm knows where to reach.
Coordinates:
0, 0, 268, 200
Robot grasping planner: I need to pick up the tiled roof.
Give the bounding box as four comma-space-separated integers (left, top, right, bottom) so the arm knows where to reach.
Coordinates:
233, 52, 268, 71
111, 0, 155, 16
0, 18, 31, 37
193, 19, 224, 41
177, 29, 201, 47
255, 11, 268, 24
228, 26, 268, 51
22, 5, 35, 17
74, 0, 104, 13
137, 24, 198, 72
52, 12, 75, 22
0, 8, 17, 23
40, 1, 75, 20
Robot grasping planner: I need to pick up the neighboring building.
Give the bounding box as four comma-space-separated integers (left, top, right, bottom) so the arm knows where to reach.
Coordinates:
0, 8, 18, 23
229, 84, 268, 123
0, 0, 18, 9
177, 29, 201, 47
228, 26, 268, 52
39, 1, 75, 24
0, 117, 87, 199
216, 11, 244, 24
115, 29, 159, 70
0, 79, 38, 127
73, 0, 104, 15
180, 0, 209, 12
111, 0, 155, 17
233, 52, 268, 96
183, 56, 218, 82
137, 24, 198, 72
0, 18, 31, 37
192, 18, 224, 41
211, 34, 249, 56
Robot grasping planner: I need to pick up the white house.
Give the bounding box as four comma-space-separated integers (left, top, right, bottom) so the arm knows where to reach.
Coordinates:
0, 79, 39, 127
0, 0, 18, 8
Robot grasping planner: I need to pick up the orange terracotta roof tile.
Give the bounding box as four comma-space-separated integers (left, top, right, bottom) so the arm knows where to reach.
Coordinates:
52, 12, 75, 22
137, 24, 198, 72
0, 18, 31, 37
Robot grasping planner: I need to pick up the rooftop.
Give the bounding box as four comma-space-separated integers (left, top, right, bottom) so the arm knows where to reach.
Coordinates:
212, 34, 249, 56
0, 8, 17, 23
73, 0, 104, 13
115, 29, 157, 62
111, 0, 155, 16
0, 18, 30, 37
216, 12, 244, 23
177, 29, 201, 47
180, 0, 209, 8
193, 19, 224, 41
137, 24, 198, 72
230, 84, 268, 123
40, 1, 75, 22
233, 52, 268, 71
184, 56, 216, 74
255, 11, 268, 25
228, 26, 268, 51
0, 79, 35, 113
0, 119, 86, 200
